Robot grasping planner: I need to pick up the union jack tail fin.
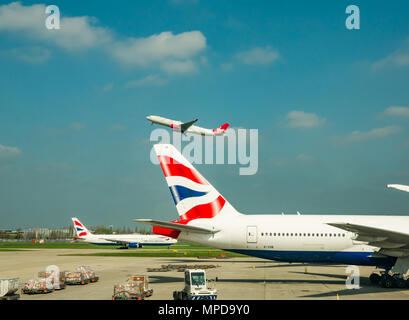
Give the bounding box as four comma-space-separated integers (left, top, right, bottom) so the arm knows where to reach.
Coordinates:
154, 144, 241, 224
71, 217, 91, 238
212, 123, 230, 135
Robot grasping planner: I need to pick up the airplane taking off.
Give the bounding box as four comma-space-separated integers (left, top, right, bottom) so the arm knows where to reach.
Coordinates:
387, 184, 409, 193
72, 218, 177, 248
146, 115, 230, 136
135, 144, 409, 288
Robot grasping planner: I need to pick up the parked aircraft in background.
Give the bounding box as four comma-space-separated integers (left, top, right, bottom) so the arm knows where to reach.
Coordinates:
72, 217, 177, 248
135, 144, 409, 289
146, 115, 230, 136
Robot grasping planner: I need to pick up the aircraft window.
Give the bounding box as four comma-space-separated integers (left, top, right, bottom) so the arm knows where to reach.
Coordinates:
274, 233, 276, 236
329, 234, 332, 237
307, 233, 310, 236
338, 234, 341, 237
303, 233, 306, 236
278, 233, 280, 236
321, 234, 323, 237
290, 233, 293, 236
325, 234, 327, 237
312, 233, 314, 236
295, 233, 297, 236
286, 233, 289, 236
270, 233, 272, 236
342, 234, 345, 237
261, 233, 263, 236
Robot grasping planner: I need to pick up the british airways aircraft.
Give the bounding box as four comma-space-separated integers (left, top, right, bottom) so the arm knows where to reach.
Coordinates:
135, 144, 409, 289
72, 218, 177, 248
146, 115, 230, 136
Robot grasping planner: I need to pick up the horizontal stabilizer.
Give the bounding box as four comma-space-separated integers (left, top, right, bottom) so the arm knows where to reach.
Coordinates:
133, 219, 218, 234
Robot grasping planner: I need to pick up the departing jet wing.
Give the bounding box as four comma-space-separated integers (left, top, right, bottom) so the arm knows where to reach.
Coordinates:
387, 184, 409, 193
180, 119, 198, 133
327, 222, 409, 257
134, 219, 218, 234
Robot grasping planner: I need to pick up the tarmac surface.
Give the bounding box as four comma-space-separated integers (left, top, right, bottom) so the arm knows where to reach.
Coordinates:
2, 248, 409, 300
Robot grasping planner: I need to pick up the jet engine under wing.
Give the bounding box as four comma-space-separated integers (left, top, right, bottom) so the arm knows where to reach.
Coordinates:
180, 119, 198, 133
327, 222, 409, 257
134, 219, 218, 234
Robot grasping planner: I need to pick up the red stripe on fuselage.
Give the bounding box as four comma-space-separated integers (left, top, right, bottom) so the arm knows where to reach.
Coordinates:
158, 155, 208, 185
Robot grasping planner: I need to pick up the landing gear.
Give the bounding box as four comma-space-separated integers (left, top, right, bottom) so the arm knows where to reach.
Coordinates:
374, 270, 407, 289
369, 273, 381, 285
379, 274, 394, 288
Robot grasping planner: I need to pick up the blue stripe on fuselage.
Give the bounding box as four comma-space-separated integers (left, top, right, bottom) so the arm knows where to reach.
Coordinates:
169, 185, 207, 205
225, 249, 397, 269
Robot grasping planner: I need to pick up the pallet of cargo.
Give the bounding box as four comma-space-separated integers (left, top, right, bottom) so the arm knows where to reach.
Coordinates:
22, 288, 53, 294
0, 294, 20, 300
0, 277, 20, 300
65, 279, 89, 285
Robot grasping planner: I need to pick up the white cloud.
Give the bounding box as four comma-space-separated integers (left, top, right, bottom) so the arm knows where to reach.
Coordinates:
372, 52, 409, 70
125, 75, 166, 88
286, 111, 326, 129
70, 122, 86, 131
102, 83, 113, 91
0, 46, 51, 63
110, 31, 206, 71
0, 2, 112, 51
337, 126, 402, 144
0, 144, 21, 159
383, 106, 409, 118
109, 124, 126, 132
160, 59, 197, 74
297, 153, 315, 163
0, 3, 206, 75
236, 46, 279, 66
371, 37, 409, 69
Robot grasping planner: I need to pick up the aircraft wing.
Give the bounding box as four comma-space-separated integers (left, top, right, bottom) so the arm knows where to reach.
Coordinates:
180, 119, 198, 133
327, 222, 409, 257
387, 184, 409, 193
134, 219, 219, 234
101, 238, 135, 245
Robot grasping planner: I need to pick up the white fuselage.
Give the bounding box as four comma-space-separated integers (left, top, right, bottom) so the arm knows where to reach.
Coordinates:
147, 115, 215, 136
78, 233, 176, 246
178, 213, 406, 268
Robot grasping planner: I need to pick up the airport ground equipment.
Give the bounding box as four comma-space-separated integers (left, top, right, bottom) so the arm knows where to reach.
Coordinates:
65, 272, 89, 285
112, 281, 145, 300
38, 271, 67, 290
75, 266, 99, 283
22, 278, 54, 294
127, 275, 153, 297
0, 277, 20, 300
173, 269, 217, 300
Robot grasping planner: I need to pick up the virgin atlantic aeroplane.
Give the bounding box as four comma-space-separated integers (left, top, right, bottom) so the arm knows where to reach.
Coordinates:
146, 115, 229, 136
135, 144, 409, 289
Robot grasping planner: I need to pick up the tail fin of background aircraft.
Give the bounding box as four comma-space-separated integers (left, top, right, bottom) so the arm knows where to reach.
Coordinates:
71, 217, 92, 238
154, 144, 241, 225
212, 123, 230, 135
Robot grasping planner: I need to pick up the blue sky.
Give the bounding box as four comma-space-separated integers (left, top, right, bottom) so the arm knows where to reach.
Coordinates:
0, 0, 409, 229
